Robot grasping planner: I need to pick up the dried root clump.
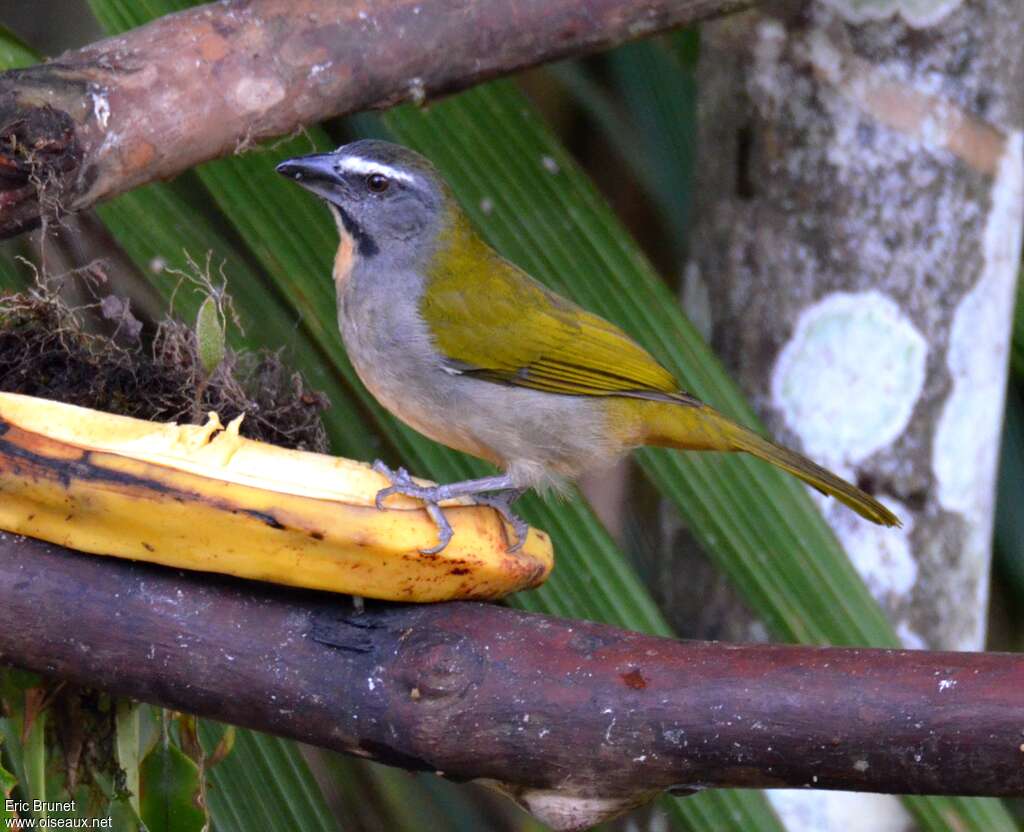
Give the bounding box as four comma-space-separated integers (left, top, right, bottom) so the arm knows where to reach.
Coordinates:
0, 282, 328, 453
153, 316, 329, 451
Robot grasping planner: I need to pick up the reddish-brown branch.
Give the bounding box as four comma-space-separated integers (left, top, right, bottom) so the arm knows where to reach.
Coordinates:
0, 533, 1022, 829
0, 0, 751, 238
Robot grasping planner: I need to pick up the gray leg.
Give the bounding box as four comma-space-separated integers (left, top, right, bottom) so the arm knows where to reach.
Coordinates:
372, 462, 527, 554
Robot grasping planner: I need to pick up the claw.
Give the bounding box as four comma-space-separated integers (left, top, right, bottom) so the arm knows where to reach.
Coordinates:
373, 462, 425, 509
371, 459, 454, 554
419, 502, 454, 555
374, 487, 393, 512
473, 490, 529, 552
370, 463, 528, 554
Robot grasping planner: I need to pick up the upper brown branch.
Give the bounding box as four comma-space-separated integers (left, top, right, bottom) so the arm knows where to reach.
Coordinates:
0, 534, 1022, 830
0, 0, 751, 238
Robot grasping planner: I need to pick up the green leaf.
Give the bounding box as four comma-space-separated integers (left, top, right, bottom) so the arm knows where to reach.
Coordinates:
0, 770, 14, 804
607, 35, 699, 236
312, 750, 534, 832
550, 33, 699, 253
140, 741, 206, 832
0, 670, 41, 694
195, 294, 226, 376
206, 725, 235, 769
995, 384, 1024, 599
0, 694, 27, 811
0, 739, 17, 803
115, 701, 143, 816
197, 723, 341, 832
22, 702, 45, 820
0, 25, 36, 69
0, 243, 30, 294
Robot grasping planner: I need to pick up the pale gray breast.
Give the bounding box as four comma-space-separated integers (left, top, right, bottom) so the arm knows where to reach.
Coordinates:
336, 265, 463, 442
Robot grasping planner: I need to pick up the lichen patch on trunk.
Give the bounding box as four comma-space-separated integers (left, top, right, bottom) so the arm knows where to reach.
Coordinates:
820, 0, 963, 28
771, 291, 927, 467
933, 132, 1024, 515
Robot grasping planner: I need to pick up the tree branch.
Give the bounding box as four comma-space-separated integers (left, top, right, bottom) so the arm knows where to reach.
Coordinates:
0, 0, 752, 238
0, 533, 1021, 830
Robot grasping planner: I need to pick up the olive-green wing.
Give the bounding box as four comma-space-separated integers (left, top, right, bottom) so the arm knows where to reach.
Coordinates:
421, 243, 696, 402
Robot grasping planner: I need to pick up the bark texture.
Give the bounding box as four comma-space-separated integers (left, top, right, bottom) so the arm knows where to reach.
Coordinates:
682, 0, 1024, 827
1, 534, 1024, 830
0, 0, 751, 238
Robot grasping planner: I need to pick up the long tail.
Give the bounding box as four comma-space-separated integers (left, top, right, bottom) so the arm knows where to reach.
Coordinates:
640, 400, 901, 527
727, 423, 900, 527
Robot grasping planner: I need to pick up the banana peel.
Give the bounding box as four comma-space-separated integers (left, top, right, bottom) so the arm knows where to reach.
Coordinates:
0, 392, 553, 601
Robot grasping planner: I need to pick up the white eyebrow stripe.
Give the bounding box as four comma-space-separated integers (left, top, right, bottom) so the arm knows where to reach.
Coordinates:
338, 155, 416, 184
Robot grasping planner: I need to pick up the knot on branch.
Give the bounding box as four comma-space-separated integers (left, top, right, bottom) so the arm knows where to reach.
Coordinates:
394, 629, 484, 703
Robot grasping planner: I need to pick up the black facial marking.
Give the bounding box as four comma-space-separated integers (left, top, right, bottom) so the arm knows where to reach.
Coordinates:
335, 204, 380, 258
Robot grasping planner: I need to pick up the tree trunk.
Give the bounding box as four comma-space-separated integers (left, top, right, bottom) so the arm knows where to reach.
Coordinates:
685, 0, 1024, 826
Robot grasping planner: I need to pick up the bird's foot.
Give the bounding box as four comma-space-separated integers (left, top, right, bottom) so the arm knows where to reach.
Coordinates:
372, 461, 454, 554
373, 461, 431, 508
472, 490, 529, 552
373, 463, 528, 554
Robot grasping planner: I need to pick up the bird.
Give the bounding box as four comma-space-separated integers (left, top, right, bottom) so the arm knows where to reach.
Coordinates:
276, 140, 899, 553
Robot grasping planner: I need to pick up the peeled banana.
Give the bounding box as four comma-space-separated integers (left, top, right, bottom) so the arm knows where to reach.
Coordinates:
0, 392, 553, 601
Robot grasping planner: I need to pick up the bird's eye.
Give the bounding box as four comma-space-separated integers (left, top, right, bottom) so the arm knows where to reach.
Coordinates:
366, 173, 390, 193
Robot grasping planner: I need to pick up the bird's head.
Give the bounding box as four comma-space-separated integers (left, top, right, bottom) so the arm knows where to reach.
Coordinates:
276, 140, 449, 266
